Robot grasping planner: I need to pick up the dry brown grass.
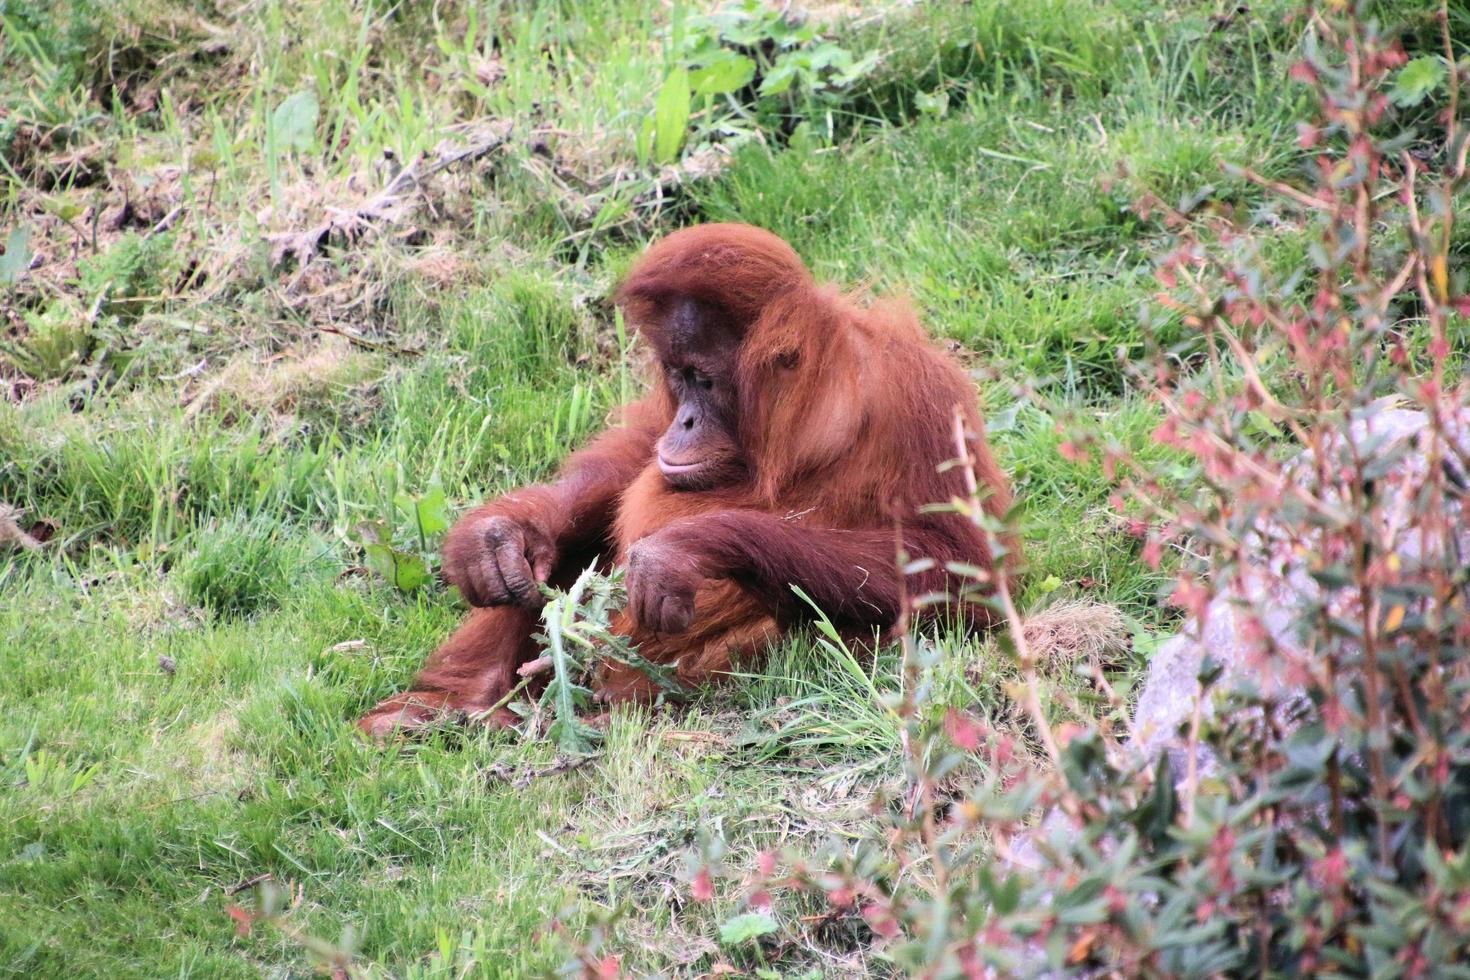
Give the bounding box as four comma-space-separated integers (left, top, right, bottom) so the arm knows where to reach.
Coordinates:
181, 337, 380, 426
1021, 598, 1130, 669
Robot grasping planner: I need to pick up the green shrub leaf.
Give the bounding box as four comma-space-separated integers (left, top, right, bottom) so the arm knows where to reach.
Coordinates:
719, 912, 777, 945
1390, 56, 1445, 107
272, 90, 319, 153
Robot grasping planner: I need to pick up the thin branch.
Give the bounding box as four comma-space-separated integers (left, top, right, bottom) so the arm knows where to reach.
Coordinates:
951, 409, 1059, 767
1235, 166, 1332, 211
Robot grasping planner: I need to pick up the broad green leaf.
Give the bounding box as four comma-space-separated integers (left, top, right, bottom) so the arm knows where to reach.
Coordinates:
654, 67, 691, 164
42, 197, 83, 222
0, 226, 32, 285
362, 542, 395, 585
683, 34, 724, 62
690, 53, 755, 96
808, 43, 849, 72
719, 912, 777, 945
396, 485, 451, 541
392, 552, 430, 591
364, 543, 430, 592
914, 89, 949, 117
1390, 56, 1446, 107
834, 50, 881, 86
414, 485, 451, 537
765, 17, 810, 46
272, 90, 319, 154
759, 59, 799, 96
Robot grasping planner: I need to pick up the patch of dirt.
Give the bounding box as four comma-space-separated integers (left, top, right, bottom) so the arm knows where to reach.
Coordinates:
6, 164, 186, 315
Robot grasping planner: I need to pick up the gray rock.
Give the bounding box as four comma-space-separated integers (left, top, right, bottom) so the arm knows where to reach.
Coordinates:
1131, 406, 1467, 773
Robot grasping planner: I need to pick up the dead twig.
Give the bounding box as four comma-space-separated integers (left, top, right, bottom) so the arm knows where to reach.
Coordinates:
1232, 165, 1333, 212
0, 503, 44, 552
269, 122, 512, 272
483, 756, 595, 790
145, 204, 184, 240
315, 324, 423, 357
225, 873, 274, 896
518, 656, 553, 678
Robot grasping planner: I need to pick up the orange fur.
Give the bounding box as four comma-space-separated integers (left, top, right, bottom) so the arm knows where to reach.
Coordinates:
358, 224, 1012, 736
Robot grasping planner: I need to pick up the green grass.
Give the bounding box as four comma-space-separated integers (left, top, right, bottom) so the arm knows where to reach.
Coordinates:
0, 0, 1354, 974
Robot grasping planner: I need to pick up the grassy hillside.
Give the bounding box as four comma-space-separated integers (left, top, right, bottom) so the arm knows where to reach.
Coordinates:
0, 1, 1449, 975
